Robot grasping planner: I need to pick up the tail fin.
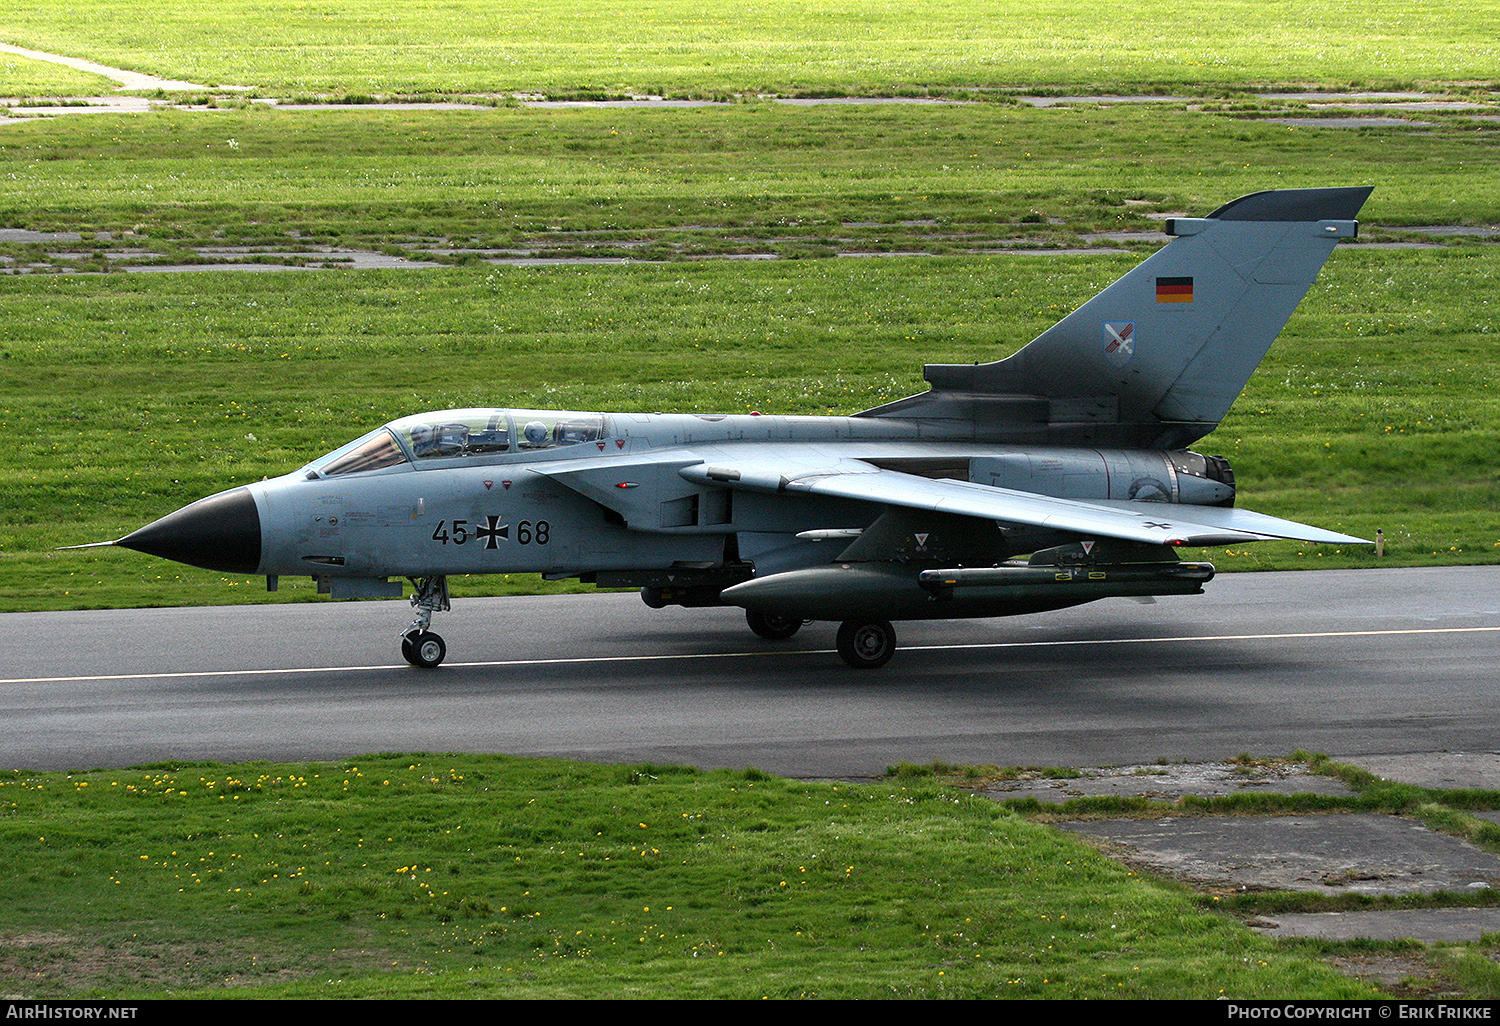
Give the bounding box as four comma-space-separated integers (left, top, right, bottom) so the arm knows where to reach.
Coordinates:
860, 187, 1371, 448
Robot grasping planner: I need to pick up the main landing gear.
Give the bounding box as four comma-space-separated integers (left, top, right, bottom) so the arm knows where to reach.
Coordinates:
745, 610, 896, 668
835, 619, 897, 670
401, 576, 450, 668
745, 610, 804, 641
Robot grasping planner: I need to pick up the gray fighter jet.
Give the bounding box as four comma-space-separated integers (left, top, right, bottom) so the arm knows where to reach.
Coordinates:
104, 187, 1371, 668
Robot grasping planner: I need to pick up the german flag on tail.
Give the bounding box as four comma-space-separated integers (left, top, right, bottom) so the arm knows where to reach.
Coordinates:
1155, 276, 1193, 303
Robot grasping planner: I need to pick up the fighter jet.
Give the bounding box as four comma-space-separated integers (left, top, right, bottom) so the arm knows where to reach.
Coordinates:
103, 186, 1371, 668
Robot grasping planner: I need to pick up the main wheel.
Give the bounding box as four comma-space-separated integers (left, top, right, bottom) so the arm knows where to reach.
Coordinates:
835, 619, 896, 669
746, 610, 803, 641
402, 631, 447, 669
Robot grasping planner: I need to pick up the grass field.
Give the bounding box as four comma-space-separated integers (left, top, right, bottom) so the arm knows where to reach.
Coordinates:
0, 51, 112, 96
0, 752, 1494, 998
2, 103, 1500, 261
3, 0, 1500, 96
14, 752, 1492, 999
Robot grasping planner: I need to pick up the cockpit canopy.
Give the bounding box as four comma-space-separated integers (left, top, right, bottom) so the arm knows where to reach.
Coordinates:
313, 408, 605, 477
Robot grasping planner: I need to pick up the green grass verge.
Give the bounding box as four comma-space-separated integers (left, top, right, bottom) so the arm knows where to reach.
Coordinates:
0, 52, 116, 96
0, 753, 1382, 999
3, 105, 1500, 263
4, 0, 1500, 95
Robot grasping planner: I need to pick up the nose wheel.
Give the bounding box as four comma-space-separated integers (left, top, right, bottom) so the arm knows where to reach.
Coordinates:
402, 630, 447, 669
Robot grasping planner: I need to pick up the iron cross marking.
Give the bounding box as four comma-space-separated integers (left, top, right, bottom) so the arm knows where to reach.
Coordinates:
475, 515, 510, 549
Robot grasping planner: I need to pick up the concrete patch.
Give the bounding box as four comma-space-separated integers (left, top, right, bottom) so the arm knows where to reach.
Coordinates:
1251, 908, 1500, 942
1059, 812, 1500, 897
1264, 117, 1429, 128
1, 96, 158, 116
1355, 752, 1500, 790
987, 755, 1500, 943
125, 247, 446, 272
0, 229, 84, 244
982, 758, 1355, 802
1018, 94, 1197, 107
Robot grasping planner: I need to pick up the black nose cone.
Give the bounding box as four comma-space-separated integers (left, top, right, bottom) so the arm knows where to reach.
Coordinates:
118, 487, 262, 574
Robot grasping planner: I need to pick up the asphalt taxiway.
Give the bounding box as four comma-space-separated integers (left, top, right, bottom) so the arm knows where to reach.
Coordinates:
2, 565, 1495, 776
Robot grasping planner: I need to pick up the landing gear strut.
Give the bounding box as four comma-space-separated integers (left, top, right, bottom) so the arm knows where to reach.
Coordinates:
402, 576, 450, 668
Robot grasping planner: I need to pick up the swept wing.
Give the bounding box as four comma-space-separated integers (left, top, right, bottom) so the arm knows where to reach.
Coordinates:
676, 457, 1365, 547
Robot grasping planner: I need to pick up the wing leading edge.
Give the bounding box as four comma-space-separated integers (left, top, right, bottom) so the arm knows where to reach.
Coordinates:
677, 459, 1366, 548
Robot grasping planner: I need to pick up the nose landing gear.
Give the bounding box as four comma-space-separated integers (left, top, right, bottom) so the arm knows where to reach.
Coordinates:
401, 576, 450, 668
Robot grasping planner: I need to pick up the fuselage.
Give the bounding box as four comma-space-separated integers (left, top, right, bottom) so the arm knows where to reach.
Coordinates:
120, 406, 1236, 586
268, 407, 939, 580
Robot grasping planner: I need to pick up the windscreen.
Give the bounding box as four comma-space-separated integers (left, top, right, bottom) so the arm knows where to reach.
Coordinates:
318, 428, 409, 476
